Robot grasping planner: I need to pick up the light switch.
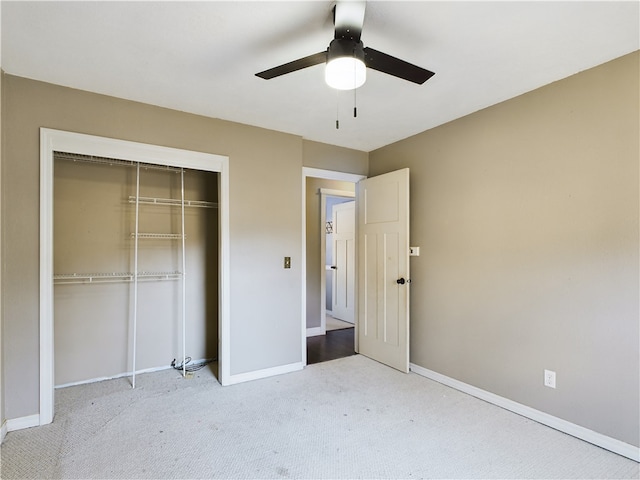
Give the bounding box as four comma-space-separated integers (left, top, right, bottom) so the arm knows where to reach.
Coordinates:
284, 256, 291, 269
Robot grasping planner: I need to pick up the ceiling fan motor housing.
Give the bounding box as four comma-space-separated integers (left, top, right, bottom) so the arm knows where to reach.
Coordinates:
328, 38, 365, 63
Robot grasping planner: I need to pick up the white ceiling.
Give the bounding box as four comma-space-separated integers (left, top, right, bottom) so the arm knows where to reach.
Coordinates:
2, 1, 638, 152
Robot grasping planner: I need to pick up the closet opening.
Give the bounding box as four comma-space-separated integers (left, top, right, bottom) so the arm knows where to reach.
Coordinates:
40, 129, 230, 425
53, 152, 219, 389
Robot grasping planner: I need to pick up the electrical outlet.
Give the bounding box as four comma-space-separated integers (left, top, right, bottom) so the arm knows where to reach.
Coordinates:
544, 369, 556, 389
409, 246, 420, 256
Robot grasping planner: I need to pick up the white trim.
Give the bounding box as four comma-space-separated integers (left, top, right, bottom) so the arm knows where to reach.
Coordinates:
40, 128, 231, 421
7, 414, 40, 432
301, 172, 308, 365
39, 130, 55, 425
218, 152, 231, 387
1, 421, 7, 443
40, 129, 227, 171
306, 327, 325, 337
301, 167, 365, 368
319, 188, 356, 198
410, 363, 640, 462
225, 362, 303, 386
303, 167, 365, 184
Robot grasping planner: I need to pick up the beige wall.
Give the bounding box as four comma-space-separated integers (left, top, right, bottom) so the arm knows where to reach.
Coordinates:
369, 52, 639, 446
305, 177, 356, 330
303, 140, 368, 176
1, 75, 367, 419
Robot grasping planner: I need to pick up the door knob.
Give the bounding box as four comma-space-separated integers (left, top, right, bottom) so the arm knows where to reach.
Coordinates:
331, 266, 337, 270
397, 278, 406, 285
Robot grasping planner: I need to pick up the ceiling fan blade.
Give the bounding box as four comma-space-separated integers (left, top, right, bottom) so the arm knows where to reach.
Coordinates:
334, 1, 366, 41
256, 51, 327, 80
363, 47, 435, 85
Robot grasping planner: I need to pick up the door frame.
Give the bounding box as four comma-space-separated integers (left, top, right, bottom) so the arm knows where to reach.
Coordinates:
39, 128, 230, 425
301, 168, 365, 364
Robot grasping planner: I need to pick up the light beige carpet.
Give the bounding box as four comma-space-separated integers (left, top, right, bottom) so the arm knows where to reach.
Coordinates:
1, 355, 638, 479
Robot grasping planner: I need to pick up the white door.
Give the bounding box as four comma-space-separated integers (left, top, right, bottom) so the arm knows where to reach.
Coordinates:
357, 168, 410, 373
331, 201, 355, 323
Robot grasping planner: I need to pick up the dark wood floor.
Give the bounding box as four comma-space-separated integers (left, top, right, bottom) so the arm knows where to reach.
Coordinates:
306, 327, 356, 365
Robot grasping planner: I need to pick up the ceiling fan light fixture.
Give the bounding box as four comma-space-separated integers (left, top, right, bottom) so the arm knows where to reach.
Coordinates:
325, 38, 366, 90
325, 57, 366, 90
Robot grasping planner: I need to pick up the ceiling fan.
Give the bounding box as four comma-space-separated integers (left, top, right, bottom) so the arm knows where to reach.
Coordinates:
255, 1, 435, 90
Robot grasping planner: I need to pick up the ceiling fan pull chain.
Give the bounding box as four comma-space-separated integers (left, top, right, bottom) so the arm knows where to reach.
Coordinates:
353, 86, 357, 118
336, 90, 340, 129
354, 58, 358, 118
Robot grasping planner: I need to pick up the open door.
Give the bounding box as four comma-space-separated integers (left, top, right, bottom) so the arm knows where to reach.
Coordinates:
357, 168, 410, 372
331, 201, 355, 323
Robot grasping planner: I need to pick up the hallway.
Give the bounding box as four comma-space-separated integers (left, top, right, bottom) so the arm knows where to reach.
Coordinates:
307, 316, 355, 365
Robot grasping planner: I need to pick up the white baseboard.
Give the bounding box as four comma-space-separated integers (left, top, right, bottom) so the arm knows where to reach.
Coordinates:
225, 362, 303, 386
1, 419, 7, 443
55, 358, 212, 389
6, 413, 40, 432
306, 326, 325, 337
410, 363, 639, 462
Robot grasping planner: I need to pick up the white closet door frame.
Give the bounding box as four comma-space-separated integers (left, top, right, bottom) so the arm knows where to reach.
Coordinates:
39, 128, 230, 425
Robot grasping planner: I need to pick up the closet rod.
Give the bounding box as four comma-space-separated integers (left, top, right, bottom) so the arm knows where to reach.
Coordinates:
130, 233, 185, 240
53, 272, 182, 285
128, 196, 217, 209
